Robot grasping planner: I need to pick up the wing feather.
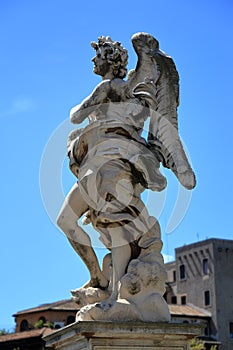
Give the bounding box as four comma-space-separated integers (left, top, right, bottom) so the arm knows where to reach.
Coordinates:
128, 32, 196, 189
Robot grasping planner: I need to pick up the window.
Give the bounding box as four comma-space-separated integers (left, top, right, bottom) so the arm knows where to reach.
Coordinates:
229, 322, 233, 338
67, 315, 75, 325
204, 323, 209, 336
203, 258, 209, 275
173, 270, 176, 282
20, 319, 29, 332
204, 290, 210, 306
180, 264, 186, 279
171, 296, 177, 304
39, 316, 46, 324
181, 296, 186, 305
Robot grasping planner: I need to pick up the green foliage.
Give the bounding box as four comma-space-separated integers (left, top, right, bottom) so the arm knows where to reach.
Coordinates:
190, 338, 206, 350
190, 338, 217, 350
34, 319, 44, 329
34, 319, 54, 329
0, 327, 16, 335
44, 322, 54, 329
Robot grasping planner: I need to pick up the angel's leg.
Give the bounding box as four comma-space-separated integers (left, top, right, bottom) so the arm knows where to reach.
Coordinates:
110, 243, 131, 301
57, 182, 108, 289
100, 241, 131, 309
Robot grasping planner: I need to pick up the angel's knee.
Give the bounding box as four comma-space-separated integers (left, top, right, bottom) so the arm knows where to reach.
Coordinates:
57, 206, 79, 234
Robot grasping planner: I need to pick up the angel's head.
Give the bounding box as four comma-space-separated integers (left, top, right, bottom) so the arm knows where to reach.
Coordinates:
91, 36, 128, 79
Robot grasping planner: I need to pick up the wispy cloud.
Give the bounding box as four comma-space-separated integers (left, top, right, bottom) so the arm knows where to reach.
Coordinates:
0, 97, 36, 118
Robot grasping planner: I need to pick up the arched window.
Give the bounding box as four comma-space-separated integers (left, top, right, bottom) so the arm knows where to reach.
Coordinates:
34, 316, 47, 329
39, 316, 46, 324
20, 319, 29, 332
66, 315, 75, 325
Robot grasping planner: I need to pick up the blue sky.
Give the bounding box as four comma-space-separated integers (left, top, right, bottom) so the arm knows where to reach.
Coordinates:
1, 0, 233, 331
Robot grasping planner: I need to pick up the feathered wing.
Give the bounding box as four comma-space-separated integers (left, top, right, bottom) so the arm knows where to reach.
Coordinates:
127, 32, 196, 190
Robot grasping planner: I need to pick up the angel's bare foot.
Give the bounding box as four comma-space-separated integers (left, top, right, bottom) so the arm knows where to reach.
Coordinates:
83, 274, 109, 290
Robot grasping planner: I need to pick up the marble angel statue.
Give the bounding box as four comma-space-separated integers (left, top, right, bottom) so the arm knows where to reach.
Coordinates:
57, 32, 196, 322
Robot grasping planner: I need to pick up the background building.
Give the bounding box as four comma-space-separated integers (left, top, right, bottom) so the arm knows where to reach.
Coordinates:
0, 300, 77, 350
13, 299, 77, 333
0, 299, 212, 350
165, 238, 233, 350
1, 238, 232, 350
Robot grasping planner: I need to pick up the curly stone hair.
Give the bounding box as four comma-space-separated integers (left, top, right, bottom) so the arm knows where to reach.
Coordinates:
91, 36, 128, 79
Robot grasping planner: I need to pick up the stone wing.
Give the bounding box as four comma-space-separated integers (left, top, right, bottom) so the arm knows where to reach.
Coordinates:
128, 32, 196, 190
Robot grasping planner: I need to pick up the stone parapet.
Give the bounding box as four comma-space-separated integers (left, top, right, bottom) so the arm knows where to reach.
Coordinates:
44, 321, 202, 350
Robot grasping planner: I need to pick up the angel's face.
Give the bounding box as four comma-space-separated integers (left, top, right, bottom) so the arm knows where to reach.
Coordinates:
92, 47, 111, 77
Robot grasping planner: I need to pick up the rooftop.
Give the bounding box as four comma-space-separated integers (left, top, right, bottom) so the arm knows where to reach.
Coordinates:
13, 299, 78, 316
13, 298, 210, 319
168, 303, 211, 318
175, 237, 233, 253
0, 327, 54, 343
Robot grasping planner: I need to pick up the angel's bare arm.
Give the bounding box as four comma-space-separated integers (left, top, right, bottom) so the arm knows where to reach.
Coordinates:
70, 80, 111, 124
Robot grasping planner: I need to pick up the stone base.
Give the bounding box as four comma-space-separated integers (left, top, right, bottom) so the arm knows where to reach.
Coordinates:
44, 321, 202, 350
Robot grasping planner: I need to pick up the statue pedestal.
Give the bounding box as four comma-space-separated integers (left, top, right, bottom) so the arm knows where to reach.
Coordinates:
44, 321, 202, 350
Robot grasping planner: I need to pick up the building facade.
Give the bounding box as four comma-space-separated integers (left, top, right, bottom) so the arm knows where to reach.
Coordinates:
0, 300, 77, 350
165, 238, 233, 350
14, 299, 77, 333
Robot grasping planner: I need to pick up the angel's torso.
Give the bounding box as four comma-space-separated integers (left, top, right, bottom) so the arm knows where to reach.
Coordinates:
87, 78, 148, 130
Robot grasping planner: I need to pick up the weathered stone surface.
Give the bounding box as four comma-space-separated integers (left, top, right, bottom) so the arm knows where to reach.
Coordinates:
44, 321, 202, 350
56, 32, 196, 322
